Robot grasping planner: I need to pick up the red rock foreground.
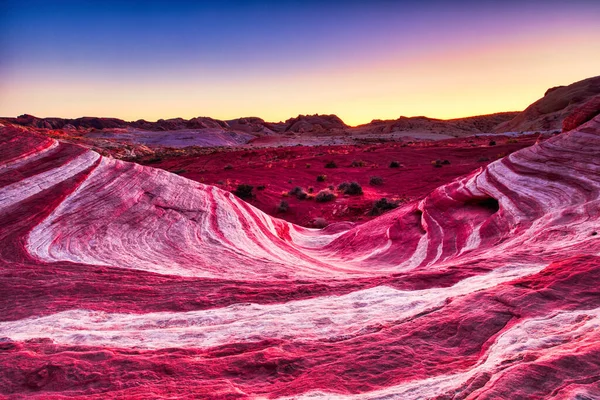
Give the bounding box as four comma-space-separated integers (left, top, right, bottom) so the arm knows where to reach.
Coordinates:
0, 117, 599, 399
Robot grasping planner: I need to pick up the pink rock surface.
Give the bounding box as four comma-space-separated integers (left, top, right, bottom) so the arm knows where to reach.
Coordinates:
1, 117, 600, 398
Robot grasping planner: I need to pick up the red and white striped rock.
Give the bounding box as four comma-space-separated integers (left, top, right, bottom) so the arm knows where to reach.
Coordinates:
1, 117, 599, 398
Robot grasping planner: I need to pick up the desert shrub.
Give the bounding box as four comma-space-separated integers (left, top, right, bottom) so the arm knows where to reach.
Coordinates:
338, 181, 363, 195
432, 159, 443, 168
296, 190, 308, 200
147, 156, 163, 164
328, 185, 335, 190
370, 198, 400, 216
234, 184, 254, 199
316, 174, 327, 182
289, 186, 308, 200
256, 185, 266, 191
277, 200, 289, 213
224, 164, 233, 170
312, 217, 328, 228
289, 186, 303, 195
389, 161, 401, 168
478, 156, 490, 162
441, 159, 451, 165
489, 140, 496, 146
350, 160, 365, 167
172, 169, 187, 175
306, 163, 311, 168
308, 186, 314, 193
325, 161, 337, 168
369, 176, 384, 186
315, 189, 336, 202
337, 182, 349, 192
507, 139, 518, 144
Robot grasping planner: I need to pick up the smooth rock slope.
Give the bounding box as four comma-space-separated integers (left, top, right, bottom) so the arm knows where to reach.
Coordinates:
0, 117, 599, 398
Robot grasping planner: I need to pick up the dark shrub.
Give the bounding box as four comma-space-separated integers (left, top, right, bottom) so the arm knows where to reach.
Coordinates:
289, 186, 308, 200
369, 176, 384, 186
350, 160, 365, 167
370, 198, 400, 216
289, 186, 303, 196
441, 159, 451, 165
325, 161, 337, 168
338, 182, 363, 195
317, 175, 327, 182
315, 189, 336, 202
256, 185, 266, 191
389, 161, 401, 168
234, 184, 254, 199
478, 156, 490, 162
308, 186, 314, 193
172, 169, 187, 175
489, 140, 496, 146
328, 185, 334, 190
337, 182, 349, 192
312, 217, 328, 228
147, 156, 163, 164
432, 159, 443, 168
224, 164, 233, 170
277, 200, 289, 213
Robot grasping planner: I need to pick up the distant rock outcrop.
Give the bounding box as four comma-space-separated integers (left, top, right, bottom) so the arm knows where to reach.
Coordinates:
495, 75, 600, 133
355, 112, 518, 137
562, 94, 600, 132
283, 114, 347, 133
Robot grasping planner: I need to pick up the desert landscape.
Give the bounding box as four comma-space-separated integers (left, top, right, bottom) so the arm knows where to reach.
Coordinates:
2, 1, 600, 399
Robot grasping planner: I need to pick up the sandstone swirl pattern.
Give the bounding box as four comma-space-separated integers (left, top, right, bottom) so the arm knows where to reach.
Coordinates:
0, 118, 599, 398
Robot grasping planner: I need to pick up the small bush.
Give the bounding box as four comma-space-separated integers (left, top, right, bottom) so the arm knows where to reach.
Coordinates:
325, 161, 337, 168
441, 159, 451, 165
507, 139, 518, 144
328, 185, 335, 190
306, 163, 311, 168
489, 140, 496, 146
337, 182, 349, 192
308, 186, 314, 193
289, 186, 308, 200
432, 159, 443, 168
234, 184, 254, 199
370, 198, 400, 216
172, 169, 187, 175
277, 200, 289, 213
289, 186, 303, 196
369, 176, 384, 186
389, 161, 401, 168
315, 189, 336, 203
338, 182, 363, 195
350, 160, 365, 167
256, 185, 266, 191
312, 217, 328, 228
478, 156, 490, 162
147, 156, 163, 164
317, 174, 327, 182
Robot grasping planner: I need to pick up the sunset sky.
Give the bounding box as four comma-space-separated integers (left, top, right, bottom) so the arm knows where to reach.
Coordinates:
1, 0, 599, 126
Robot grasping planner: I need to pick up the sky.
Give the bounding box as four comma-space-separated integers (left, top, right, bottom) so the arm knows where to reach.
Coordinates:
1, 0, 599, 126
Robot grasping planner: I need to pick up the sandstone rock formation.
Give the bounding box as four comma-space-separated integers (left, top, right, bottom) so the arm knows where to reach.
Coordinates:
495, 75, 600, 133
1, 115, 600, 398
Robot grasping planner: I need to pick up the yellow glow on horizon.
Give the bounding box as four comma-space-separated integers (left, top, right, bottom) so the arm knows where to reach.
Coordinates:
1, 29, 599, 126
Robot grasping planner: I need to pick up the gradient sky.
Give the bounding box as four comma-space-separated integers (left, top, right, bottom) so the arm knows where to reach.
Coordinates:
1, 0, 599, 126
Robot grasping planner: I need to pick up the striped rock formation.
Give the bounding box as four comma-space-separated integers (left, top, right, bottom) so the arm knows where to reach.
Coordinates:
0, 117, 599, 398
